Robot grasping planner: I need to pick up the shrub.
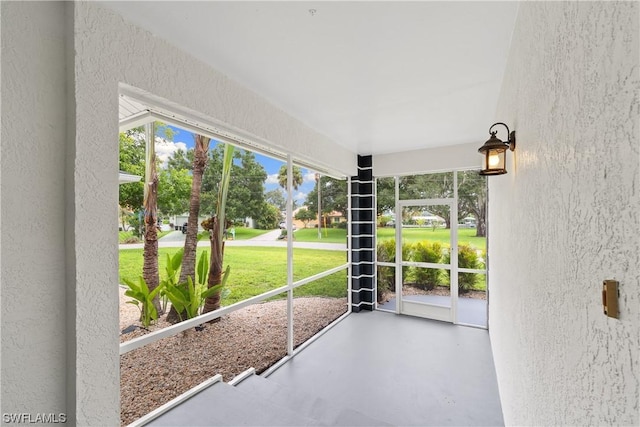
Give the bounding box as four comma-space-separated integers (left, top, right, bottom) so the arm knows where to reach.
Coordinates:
412, 241, 443, 290
376, 239, 411, 301
122, 277, 165, 328
255, 203, 280, 229
376, 239, 395, 300
377, 215, 392, 227
444, 244, 482, 293
128, 212, 143, 237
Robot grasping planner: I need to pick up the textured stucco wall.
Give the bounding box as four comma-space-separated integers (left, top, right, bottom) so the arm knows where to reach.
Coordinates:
489, 2, 639, 425
71, 2, 356, 424
0, 1, 357, 424
0, 1, 68, 417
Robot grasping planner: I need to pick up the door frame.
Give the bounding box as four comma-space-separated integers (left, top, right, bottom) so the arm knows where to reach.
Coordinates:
395, 198, 458, 323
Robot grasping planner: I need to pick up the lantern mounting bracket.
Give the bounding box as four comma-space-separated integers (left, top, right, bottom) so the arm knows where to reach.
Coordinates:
488, 122, 516, 151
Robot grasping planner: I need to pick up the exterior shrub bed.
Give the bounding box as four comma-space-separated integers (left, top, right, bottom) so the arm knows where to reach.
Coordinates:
376, 239, 485, 298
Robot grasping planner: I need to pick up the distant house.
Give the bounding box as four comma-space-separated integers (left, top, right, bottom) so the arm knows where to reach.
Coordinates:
296, 208, 345, 228
325, 210, 346, 227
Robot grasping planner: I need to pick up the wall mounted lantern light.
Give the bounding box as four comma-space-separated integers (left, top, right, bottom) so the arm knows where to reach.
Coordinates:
478, 122, 516, 175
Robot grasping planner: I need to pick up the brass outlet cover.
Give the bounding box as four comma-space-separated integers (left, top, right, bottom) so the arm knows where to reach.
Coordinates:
602, 280, 619, 319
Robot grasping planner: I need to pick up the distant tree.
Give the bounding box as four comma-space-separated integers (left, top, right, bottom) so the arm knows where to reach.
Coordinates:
457, 171, 487, 237
166, 148, 193, 171
390, 172, 486, 236
376, 177, 396, 216
398, 173, 454, 228
120, 126, 176, 229
255, 203, 281, 230
157, 168, 192, 217
306, 176, 348, 218
265, 189, 286, 211
156, 124, 176, 143
295, 208, 316, 228
118, 131, 145, 214
201, 146, 267, 223
277, 164, 303, 191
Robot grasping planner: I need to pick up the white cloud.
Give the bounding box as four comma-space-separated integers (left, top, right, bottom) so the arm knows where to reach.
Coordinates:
303, 171, 318, 183
294, 191, 308, 202
265, 173, 280, 185
155, 137, 187, 168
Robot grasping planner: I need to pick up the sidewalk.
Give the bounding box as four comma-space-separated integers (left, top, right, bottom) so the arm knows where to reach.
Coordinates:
119, 230, 346, 251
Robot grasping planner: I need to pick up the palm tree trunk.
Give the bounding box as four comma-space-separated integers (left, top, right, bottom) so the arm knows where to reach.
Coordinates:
142, 122, 161, 317
166, 135, 210, 323
143, 171, 162, 316
202, 217, 223, 316
202, 144, 234, 319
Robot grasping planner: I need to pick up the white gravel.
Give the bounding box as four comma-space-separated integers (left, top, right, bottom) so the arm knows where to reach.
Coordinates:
119, 287, 347, 425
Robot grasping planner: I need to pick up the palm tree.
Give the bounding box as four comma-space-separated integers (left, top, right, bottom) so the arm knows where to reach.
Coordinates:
166, 133, 211, 323
277, 164, 303, 191
202, 143, 234, 315
142, 123, 161, 315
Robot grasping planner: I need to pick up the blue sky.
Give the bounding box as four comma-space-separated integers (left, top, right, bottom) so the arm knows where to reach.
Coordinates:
160, 125, 317, 204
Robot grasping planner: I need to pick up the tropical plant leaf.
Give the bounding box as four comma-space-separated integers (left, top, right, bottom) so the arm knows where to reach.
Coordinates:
220, 265, 231, 287
122, 276, 159, 328
181, 276, 196, 319
217, 144, 235, 245
138, 276, 150, 294
149, 281, 166, 300
165, 253, 175, 278
200, 284, 223, 300
171, 248, 184, 272
197, 250, 209, 286
122, 277, 142, 292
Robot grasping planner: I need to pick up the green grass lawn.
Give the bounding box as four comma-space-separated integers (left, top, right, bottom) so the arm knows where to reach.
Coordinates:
293, 228, 347, 243
289, 226, 485, 250
119, 246, 347, 306
119, 230, 171, 243
197, 227, 271, 241
232, 227, 271, 240
376, 227, 486, 251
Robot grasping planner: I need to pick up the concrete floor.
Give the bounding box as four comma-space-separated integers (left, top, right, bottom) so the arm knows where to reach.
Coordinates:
378, 295, 488, 327
267, 310, 503, 426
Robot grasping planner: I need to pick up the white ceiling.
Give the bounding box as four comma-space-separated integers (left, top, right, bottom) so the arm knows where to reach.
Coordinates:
104, 1, 519, 156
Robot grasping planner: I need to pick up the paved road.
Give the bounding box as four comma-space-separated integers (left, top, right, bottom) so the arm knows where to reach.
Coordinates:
119, 230, 346, 251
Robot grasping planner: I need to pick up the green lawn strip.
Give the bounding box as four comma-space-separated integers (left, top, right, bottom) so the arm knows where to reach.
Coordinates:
377, 227, 486, 251
293, 270, 347, 298
197, 227, 271, 241
232, 227, 271, 240
119, 246, 347, 306
293, 228, 347, 243
118, 230, 171, 243
292, 227, 485, 249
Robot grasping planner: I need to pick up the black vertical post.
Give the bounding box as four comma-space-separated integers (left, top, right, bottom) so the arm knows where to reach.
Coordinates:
350, 155, 375, 312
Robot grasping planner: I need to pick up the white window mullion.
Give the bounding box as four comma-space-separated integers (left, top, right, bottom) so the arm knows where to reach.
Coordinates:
286, 155, 294, 356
